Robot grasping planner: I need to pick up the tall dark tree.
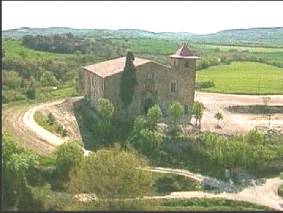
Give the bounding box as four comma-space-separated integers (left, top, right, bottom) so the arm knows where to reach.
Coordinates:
119, 52, 137, 115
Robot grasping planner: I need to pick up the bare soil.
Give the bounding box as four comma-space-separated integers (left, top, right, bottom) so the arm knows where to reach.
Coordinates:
195, 92, 283, 135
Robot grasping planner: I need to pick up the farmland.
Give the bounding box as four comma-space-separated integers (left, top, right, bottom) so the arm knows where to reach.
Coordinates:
197, 62, 283, 94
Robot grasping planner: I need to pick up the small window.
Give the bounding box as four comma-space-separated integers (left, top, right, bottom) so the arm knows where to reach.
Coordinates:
184, 105, 189, 114
147, 73, 154, 79
92, 77, 95, 87
170, 81, 176, 93
185, 61, 189, 68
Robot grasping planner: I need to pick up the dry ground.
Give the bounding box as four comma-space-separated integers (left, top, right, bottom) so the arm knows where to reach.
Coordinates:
195, 92, 283, 135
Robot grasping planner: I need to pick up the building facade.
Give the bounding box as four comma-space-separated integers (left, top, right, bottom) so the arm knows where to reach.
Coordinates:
82, 43, 199, 121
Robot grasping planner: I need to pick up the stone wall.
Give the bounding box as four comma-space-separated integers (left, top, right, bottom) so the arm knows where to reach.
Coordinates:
102, 59, 197, 122
82, 69, 104, 107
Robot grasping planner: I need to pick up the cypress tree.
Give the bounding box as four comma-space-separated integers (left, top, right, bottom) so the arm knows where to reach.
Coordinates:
119, 52, 137, 113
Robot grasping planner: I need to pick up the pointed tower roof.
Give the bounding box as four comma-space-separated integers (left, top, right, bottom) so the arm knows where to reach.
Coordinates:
170, 43, 200, 59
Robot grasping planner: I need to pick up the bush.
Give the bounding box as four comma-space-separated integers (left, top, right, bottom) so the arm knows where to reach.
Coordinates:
31, 184, 72, 210
47, 112, 55, 125
278, 184, 283, 198
26, 87, 36, 99
55, 142, 84, 188
196, 80, 215, 89
68, 148, 153, 199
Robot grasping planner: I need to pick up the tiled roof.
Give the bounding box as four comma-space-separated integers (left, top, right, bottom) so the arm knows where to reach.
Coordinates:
83, 57, 151, 78
170, 43, 200, 59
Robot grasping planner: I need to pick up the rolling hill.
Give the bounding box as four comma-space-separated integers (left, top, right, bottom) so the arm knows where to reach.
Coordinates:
2, 27, 283, 47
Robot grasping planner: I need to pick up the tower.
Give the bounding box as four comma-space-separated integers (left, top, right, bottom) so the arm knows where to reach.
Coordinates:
170, 43, 200, 120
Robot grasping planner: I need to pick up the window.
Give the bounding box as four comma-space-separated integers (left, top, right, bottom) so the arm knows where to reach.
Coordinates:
92, 77, 95, 87
170, 80, 176, 93
185, 61, 189, 68
184, 105, 189, 114
147, 73, 154, 79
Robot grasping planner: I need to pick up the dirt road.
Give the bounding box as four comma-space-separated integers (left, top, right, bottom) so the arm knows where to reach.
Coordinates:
143, 167, 283, 211
2, 93, 283, 209
2, 97, 86, 155
75, 166, 283, 210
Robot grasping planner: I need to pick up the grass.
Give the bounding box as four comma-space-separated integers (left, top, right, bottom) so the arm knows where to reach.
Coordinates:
3, 39, 74, 60
197, 61, 283, 94
202, 44, 283, 53
66, 198, 271, 211
152, 173, 201, 196
157, 198, 272, 211
34, 111, 65, 137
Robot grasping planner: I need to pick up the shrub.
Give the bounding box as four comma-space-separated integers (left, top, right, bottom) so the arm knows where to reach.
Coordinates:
68, 149, 153, 199
55, 142, 84, 188
196, 81, 215, 89
47, 112, 55, 125
278, 185, 283, 198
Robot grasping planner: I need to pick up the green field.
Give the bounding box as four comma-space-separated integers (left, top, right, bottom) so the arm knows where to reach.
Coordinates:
202, 44, 283, 53
3, 39, 74, 60
197, 61, 283, 94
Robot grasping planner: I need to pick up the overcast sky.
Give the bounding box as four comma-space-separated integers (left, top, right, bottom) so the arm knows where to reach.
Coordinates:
2, 1, 283, 34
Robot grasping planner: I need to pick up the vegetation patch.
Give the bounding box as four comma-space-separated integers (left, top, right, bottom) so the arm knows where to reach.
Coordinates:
158, 198, 272, 211
227, 105, 283, 114
278, 184, 283, 198
152, 173, 201, 195
34, 111, 67, 137
197, 61, 283, 94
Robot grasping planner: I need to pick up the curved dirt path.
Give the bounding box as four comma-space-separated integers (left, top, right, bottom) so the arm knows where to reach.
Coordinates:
143, 167, 283, 211
75, 167, 283, 210
2, 97, 88, 155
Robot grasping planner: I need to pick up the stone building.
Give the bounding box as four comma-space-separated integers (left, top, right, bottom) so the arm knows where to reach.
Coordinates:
82, 43, 199, 121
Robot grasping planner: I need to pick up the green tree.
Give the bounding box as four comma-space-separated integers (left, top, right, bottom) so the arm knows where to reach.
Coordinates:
2, 134, 39, 210
40, 71, 58, 87
2, 71, 22, 90
147, 104, 162, 130
119, 52, 137, 115
192, 101, 205, 129
55, 142, 84, 188
168, 101, 184, 134
214, 112, 223, 127
68, 149, 153, 199
97, 98, 115, 143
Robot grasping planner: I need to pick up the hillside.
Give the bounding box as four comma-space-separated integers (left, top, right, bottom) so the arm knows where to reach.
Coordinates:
3, 27, 283, 47
193, 27, 283, 47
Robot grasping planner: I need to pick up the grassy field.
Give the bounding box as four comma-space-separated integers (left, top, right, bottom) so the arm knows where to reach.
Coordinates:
202, 44, 283, 53
3, 39, 74, 60
197, 61, 283, 94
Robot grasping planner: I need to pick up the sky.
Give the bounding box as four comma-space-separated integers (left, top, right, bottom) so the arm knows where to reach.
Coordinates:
2, 1, 283, 34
